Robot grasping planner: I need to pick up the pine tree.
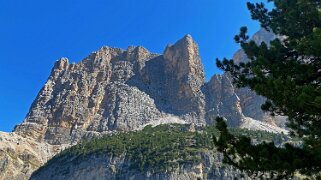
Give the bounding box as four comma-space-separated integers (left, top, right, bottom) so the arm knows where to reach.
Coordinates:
215, 0, 321, 178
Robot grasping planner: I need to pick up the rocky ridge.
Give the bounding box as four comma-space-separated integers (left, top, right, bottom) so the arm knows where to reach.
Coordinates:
0, 29, 286, 179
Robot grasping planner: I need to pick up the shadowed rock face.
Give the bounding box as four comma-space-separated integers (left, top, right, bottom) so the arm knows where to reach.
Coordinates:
203, 74, 243, 127
0, 30, 287, 179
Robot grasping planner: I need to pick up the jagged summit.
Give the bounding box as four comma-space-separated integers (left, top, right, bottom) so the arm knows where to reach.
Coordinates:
54, 34, 197, 75
166, 34, 195, 47
183, 33, 193, 39
54, 57, 69, 70
14, 34, 284, 145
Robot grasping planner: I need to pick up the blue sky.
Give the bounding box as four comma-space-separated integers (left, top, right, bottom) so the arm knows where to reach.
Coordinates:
0, 0, 267, 132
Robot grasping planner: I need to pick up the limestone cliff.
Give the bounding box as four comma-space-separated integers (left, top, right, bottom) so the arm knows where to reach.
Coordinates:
0, 132, 69, 180
14, 32, 284, 145
31, 152, 243, 180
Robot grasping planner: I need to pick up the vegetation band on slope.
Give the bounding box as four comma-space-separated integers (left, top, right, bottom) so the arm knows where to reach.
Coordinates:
33, 124, 292, 176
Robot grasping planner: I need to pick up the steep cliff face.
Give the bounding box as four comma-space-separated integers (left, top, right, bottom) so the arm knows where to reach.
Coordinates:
13, 36, 209, 146
14, 46, 164, 145
0, 132, 68, 180
31, 152, 243, 180
203, 74, 243, 127
163, 35, 205, 121
0, 30, 287, 179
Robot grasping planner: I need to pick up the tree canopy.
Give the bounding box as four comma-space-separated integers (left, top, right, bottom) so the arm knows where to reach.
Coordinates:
215, 0, 321, 178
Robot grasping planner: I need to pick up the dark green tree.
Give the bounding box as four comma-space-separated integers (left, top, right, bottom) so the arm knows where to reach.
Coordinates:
215, 0, 321, 178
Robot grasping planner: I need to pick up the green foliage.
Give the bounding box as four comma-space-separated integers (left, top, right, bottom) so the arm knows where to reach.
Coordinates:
34, 124, 290, 176
38, 124, 216, 174
216, 0, 321, 178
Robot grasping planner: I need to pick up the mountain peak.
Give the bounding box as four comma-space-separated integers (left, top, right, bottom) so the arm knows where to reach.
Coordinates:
182, 34, 193, 41
54, 57, 69, 70
233, 28, 278, 64
252, 28, 277, 46
163, 34, 205, 85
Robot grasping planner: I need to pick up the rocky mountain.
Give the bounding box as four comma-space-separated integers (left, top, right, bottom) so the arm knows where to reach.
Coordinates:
0, 29, 286, 179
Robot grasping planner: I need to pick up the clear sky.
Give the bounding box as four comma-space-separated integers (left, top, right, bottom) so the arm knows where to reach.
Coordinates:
0, 0, 266, 132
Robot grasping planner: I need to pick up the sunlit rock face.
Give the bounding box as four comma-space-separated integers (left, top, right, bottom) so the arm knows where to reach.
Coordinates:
13, 35, 208, 146
30, 151, 245, 180
163, 35, 205, 119
1, 29, 287, 179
